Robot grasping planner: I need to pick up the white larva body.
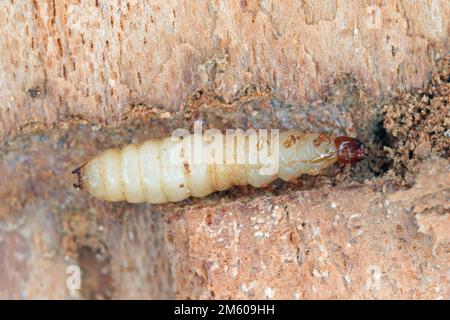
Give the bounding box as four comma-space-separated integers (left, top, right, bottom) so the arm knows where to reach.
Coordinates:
78, 131, 338, 203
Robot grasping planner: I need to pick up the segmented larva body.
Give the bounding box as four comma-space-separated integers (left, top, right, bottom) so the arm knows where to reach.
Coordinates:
73, 131, 367, 204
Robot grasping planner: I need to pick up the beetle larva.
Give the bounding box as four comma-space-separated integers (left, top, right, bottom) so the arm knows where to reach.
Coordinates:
72, 131, 367, 203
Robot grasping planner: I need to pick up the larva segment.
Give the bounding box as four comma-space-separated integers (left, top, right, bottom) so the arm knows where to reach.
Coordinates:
99, 149, 123, 201
278, 132, 337, 181
207, 133, 235, 191
159, 137, 191, 202
138, 141, 167, 203
180, 134, 214, 198
245, 133, 277, 188
230, 132, 248, 186
74, 131, 367, 204
121, 144, 146, 203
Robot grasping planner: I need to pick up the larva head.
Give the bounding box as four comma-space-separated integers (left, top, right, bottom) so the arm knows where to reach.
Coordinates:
334, 136, 368, 165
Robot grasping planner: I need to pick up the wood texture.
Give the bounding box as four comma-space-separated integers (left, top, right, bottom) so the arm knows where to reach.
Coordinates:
0, 0, 448, 138
0, 0, 448, 299
166, 159, 449, 299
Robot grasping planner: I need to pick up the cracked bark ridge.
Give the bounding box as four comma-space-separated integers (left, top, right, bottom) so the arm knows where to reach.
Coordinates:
0, 0, 448, 139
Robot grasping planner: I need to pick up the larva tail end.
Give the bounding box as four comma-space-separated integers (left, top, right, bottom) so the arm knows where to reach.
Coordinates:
72, 166, 83, 190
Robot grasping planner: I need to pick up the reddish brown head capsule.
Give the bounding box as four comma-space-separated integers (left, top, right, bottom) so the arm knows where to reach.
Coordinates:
335, 136, 368, 165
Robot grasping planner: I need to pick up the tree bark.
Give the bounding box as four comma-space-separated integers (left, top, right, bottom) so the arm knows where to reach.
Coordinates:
0, 0, 448, 299
0, 0, 448, 138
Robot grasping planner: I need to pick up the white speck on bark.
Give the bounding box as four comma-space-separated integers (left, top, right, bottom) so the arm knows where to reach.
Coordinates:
264, 287, 274, 298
